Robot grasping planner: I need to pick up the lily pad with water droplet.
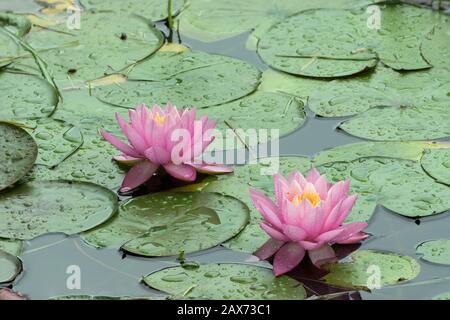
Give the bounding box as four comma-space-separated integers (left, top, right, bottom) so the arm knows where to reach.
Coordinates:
421, 149, 450, 185
318, 157, 450, 221
416, 239, 450, 266
27, 135, 126, 190
321, 250, 420, 290
24, 118, 83, 168
20, 11, 164, 81
0, 122, 37, 191
177, 0, 372, 43
0, 13, 31, 66
80, 0, 185, 22
0, 180, 118, 240
0, 249, 22, 284
203, 157, 312, 253
0, 71, 58, 120
0, 239, 23, 256
421, 16, 450, 68
95, 51, 261, 109
83, 192, 249, 256
143, 263, 307, 299
258, 4, 439, 78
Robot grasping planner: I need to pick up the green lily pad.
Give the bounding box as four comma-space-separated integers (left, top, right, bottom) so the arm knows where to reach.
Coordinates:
143, 263, 307, 299
0, 122, 37, 191
27, 135, 126, 190
318, 157, 450, 221
0, 180, 118, 240
24, 118, 83, 167
21, 11, 164, 81
0, 239, 23, 257
83, 192, 249, 256
95, 51, 261, 109
421, 16, 450, 68
177, 0, 372, 42
0, 13, 31, 66
0, 249, 22, 284
258, 4, 439, 78
433, 292, 450, 300
201, 91, 305, 151
321, 250, 421, 290
0, 71, 58, 119
81, 0, 185, 21
203, 157, 312, 253
421, 149, 450, 185
416, 239, 450, 266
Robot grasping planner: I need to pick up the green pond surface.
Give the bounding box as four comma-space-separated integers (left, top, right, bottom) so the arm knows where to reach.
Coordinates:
1, 0, 450, 300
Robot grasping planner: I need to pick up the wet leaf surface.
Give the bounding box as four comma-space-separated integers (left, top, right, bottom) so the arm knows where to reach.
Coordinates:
0, 122, 37, 191
0, 180, 118, 240
0, 239, 23, 256
433, 292, 450, 300
421, 148, 450, 185
417, 239, 450, 266
143, 263, 307, 299
83, 192, 249, 256
0, 249, 22, 284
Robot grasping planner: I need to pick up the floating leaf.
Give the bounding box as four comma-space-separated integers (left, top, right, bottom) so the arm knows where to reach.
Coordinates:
318, 157, 450, 221
433, 292, 450, 300
421, 149, 450, 185
421, 16, 450, 68
204, 157, 312, 253
258, 4, 439, 78
0, 13, 31, 66
21, 11, 164, 81
0, 239, 23, 256
95, 52, 261, 109
143, 263, 307, 299
0, 71, 58, 119
83, 192, 249, 256
321, 250, 420, 290
0, 249, 22, 284
25, 118, 83, 167
80, 0, 185, 21
0, 122, 37, 191
416, 239, 450, 266
0, 180, 118, 240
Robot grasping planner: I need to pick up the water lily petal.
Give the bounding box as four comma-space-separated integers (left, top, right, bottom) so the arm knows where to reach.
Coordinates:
187, 162, 233, 174
260, 222, 289, 242
273, 242, 305, 276
101, 130, 141, 158
282, 224, 308, 242
254, 238, 285, 260
163, 163, 197, 181
144, 146, 171, 165
250, 189, 282, 228
308, 244, 337, 268
120, 160, 159, 192
335, 222, 368, 243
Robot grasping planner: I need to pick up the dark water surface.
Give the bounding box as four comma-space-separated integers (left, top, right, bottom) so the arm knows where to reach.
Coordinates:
1, 0, 449, 300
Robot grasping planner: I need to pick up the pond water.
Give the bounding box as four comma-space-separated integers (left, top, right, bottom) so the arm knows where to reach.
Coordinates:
1, 0, 450, 300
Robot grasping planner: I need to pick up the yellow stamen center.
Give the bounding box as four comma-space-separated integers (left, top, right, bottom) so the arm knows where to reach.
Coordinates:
153, 112, 166, 125
291, 191, 321, 207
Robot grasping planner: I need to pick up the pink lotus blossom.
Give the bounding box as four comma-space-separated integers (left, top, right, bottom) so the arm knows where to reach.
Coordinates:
250, 169, 368, 276
101, 103, 232, 192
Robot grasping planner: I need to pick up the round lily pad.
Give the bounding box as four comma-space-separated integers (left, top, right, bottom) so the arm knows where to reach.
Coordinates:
0, 249, 22, 284
0, 180, 118, 240
417, 239, 450, 266
81, 0, 185, 21
421, 17, 450, 68
0, 71, 58, 119
0, 122, 37, 191
421, 149, 450, 185
143, 263, 307, 299
95, 51, 261, 109
83, 192, 249, 256
22, 11, 164, 81
321, 250, 421, 290
0, 239, 23, 256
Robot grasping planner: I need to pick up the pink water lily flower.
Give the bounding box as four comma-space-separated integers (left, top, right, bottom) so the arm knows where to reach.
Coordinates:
101, 103, 232, 192
250, 169, 368, 276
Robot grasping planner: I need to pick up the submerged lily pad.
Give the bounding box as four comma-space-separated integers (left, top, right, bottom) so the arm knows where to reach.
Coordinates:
22, 11, 164, 81
143, 263, 307, 299
318, 157, 450, 221
81, 0, 185, 21
416, 239, 450, 266
25, 118, 83, 167
0, 71, 58, 119
0, 239, 23, 257
203, 157, 312, 253
0, 180, 118, 240
0, 249, 22, 284
421, 149, 450, 185
258, 4, 439, 78
83, 192, 249, 256
0, 122, 37, 191
95, 51, 261, 109
321, 250, 420, 290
